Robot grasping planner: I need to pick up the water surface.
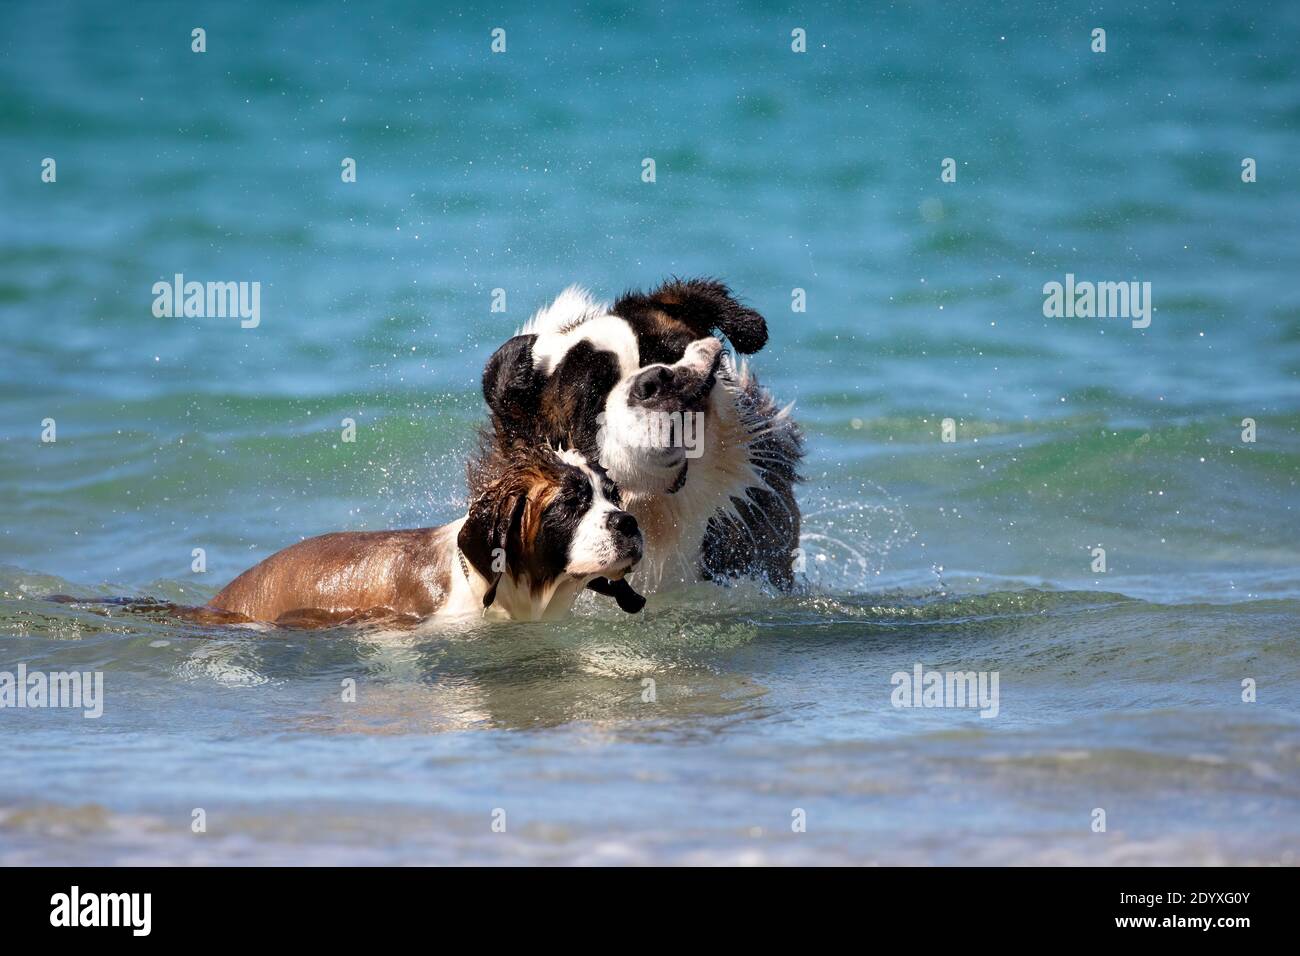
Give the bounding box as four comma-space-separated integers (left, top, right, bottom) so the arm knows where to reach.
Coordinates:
1, 0, 1298, 864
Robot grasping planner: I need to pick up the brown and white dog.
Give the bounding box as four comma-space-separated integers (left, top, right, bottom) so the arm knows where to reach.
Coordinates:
479, 278, 804, 593
204, 445, 646, 626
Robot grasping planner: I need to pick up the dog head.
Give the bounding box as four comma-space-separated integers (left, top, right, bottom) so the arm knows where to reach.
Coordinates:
457, 444, 645, 612
481, 278, 768, 495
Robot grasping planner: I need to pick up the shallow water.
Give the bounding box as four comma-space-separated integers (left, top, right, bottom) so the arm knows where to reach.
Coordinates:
2, 0, 1299, 864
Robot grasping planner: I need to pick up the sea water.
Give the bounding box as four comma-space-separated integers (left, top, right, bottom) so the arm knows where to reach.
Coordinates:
1, 0, 1297, 864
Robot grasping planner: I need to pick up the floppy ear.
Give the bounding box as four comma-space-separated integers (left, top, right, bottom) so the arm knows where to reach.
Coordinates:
457, 487, 528, 608
615, 277, 769, 354
482, 334, 540, 427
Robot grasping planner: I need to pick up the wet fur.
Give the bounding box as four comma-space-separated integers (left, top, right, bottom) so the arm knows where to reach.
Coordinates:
202, 445, 640, 625
480, 278, 804, 591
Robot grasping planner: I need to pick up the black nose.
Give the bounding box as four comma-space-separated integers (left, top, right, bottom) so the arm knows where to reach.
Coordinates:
630, 365, 674, 403
607, 511, 640, 538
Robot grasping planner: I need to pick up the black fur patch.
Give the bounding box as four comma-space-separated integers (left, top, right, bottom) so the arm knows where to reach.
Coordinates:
614, 277, 768, 362
536, 467, 592, 573
481, 334, 618, 462
541, 340, 620, 459
458, 484, 528, 606
481, 333, 540, 427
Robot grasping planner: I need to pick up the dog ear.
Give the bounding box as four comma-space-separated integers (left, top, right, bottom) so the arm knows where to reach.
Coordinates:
458, 486, 528, 608
615, 278, 768, 355
482, 334, 540, 429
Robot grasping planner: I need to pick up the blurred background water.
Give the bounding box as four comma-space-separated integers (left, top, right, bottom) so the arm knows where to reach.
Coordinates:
1, 0, 1297, 864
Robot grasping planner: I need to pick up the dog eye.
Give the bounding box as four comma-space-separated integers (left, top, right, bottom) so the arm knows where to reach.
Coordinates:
561, 478, 591, 508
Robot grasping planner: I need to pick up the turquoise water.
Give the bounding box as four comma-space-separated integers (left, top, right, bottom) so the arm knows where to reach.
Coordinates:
1, 0, 1298, 864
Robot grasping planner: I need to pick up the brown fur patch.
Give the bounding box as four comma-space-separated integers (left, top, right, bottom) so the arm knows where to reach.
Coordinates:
207, 527, 454, 623
461, 445, 569, 600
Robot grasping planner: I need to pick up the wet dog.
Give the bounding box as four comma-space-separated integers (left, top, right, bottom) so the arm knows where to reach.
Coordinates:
478, 278, 803, 592
203, 445, 645, 625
